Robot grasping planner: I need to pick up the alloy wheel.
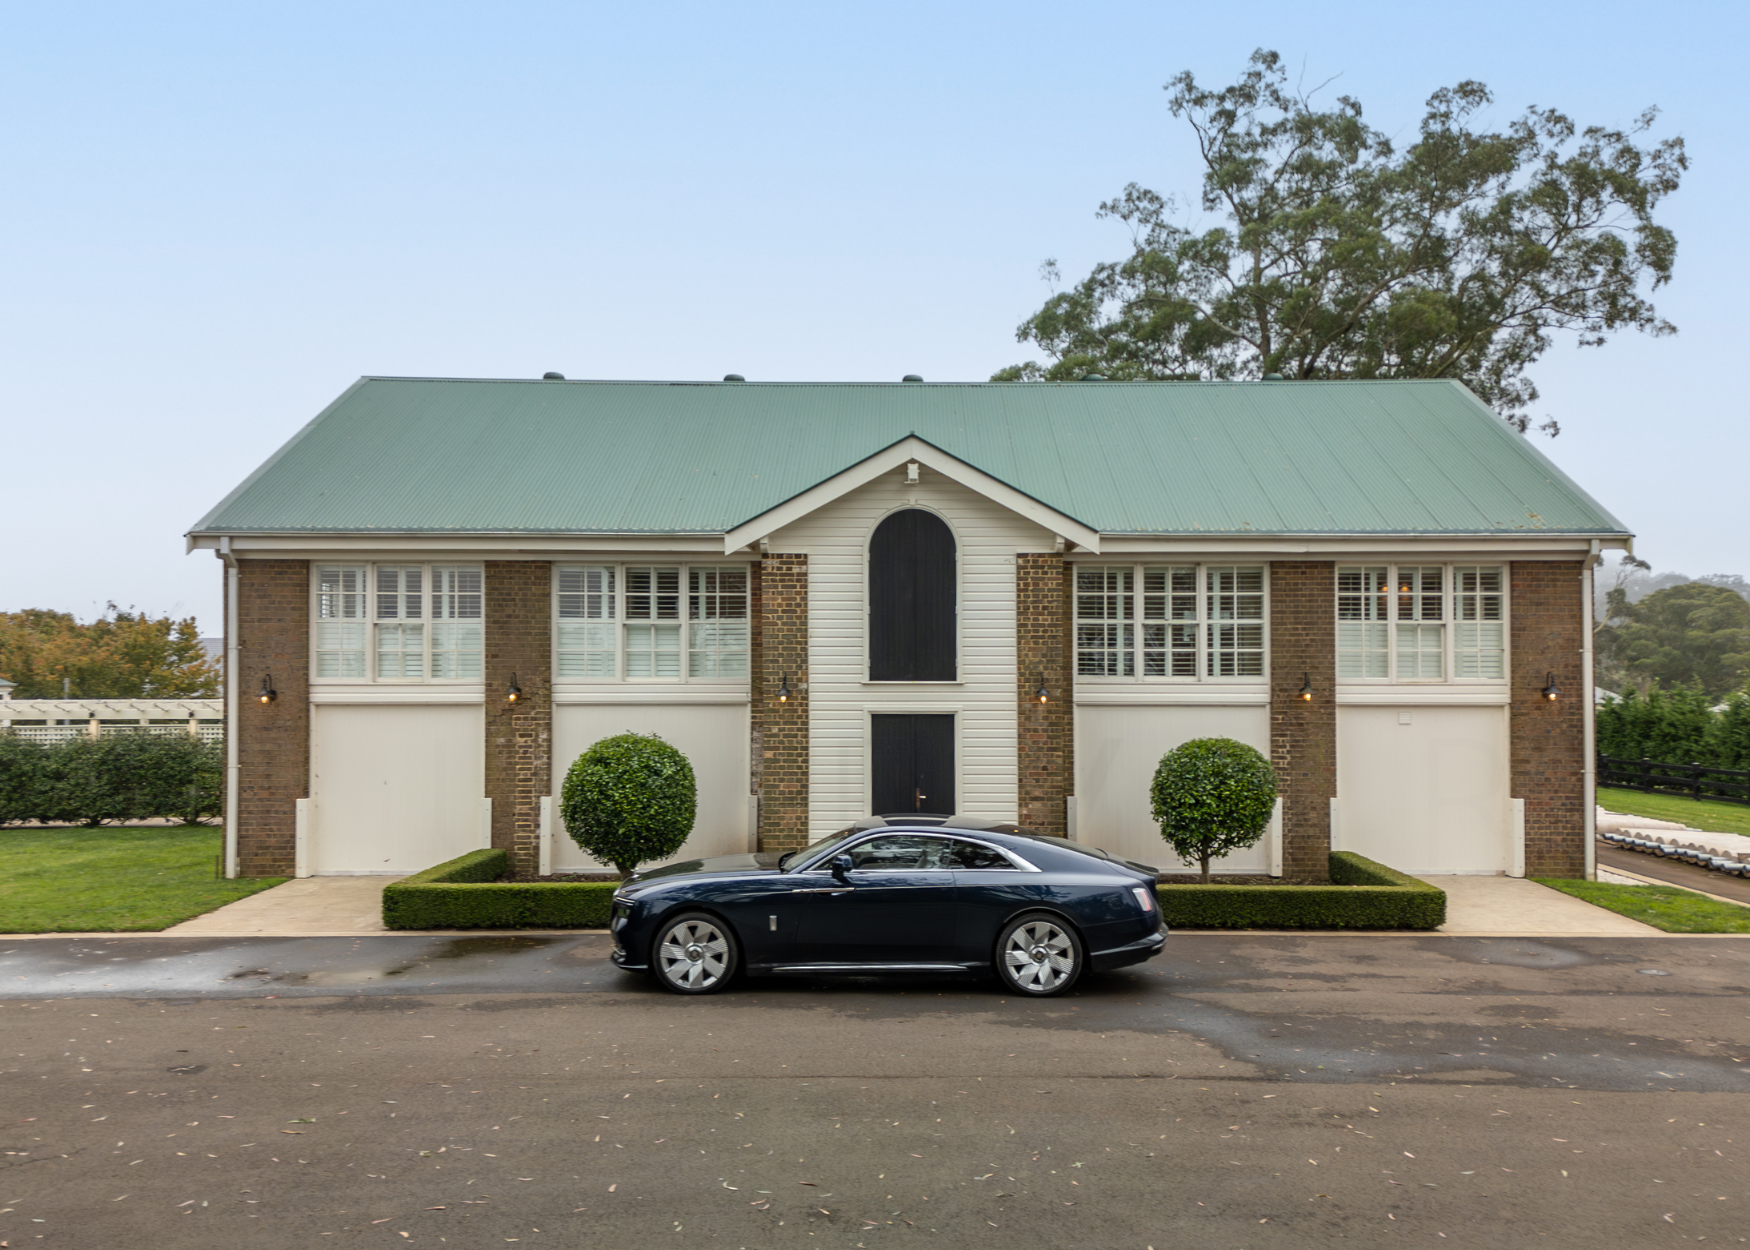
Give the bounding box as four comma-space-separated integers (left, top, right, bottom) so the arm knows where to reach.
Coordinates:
1000, 917, 1080, 995
655, 915, 734, 993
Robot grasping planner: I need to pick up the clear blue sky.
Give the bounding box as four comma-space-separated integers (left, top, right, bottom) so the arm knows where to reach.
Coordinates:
3, 1, 1743, 633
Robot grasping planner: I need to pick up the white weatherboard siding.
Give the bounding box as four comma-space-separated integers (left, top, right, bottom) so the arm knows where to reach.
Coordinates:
1335, 705, 1511, 874
308, 704, 484, 874
552, 703, 752, 870
1074, 704, 1272, 871
769, 466, 1057, 839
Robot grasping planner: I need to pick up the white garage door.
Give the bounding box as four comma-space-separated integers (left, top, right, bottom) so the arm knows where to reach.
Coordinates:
552, 703, 753, 871
1074, 703, 1272, 872
309, 704, 485, 874
1336, 705, 1510, 874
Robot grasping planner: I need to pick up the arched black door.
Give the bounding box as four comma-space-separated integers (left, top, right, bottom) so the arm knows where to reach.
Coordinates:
868, 508, 956, 681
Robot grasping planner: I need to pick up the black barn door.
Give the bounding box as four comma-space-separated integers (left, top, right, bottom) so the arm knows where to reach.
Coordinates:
869, 509, 956, 681
871, 714, 956, 816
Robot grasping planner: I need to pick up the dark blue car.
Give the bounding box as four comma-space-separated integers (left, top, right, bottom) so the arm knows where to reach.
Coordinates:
608, 817, 1166, 997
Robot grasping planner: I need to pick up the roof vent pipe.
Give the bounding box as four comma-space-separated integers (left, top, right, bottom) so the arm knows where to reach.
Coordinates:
902, 374, 923, 382
723, 374, 746, 382
542, 372, 565, 380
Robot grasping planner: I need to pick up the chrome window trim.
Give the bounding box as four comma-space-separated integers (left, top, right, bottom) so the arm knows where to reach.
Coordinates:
791, 830, 1040, 874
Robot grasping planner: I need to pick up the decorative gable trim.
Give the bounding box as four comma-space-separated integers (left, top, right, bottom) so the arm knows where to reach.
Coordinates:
722, 435, 1101, 555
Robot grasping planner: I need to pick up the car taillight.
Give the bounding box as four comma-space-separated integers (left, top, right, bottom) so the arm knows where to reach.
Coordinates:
1131, 886, 1155, 913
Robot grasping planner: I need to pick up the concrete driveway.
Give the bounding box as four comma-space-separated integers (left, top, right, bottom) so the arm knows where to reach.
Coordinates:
1, 932, 1746, 1248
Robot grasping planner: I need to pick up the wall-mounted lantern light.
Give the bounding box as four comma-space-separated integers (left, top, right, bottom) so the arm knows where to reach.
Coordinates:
258, 673, 277, 705
1298, 672, 1313, 702
1542, 672, 1560, 702
506, 674, 522, 703
778, 674, 791, 704
1036, 678, 1050, 704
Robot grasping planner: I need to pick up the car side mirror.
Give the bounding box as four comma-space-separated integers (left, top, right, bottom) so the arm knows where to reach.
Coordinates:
831, 853, 854, 883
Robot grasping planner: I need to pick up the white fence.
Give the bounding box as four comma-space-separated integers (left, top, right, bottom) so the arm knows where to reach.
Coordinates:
0, 699, 224, 745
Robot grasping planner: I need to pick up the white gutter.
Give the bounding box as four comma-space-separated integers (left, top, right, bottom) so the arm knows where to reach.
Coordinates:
1582, 539, 1601, 880
219, 538, 240, 879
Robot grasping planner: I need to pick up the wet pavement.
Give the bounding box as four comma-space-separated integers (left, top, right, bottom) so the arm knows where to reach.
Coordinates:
4, 935, 1749, 1248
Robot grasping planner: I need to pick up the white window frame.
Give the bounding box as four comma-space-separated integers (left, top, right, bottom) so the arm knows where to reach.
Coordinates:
1336, 563, 1509, 684
1071, 563, 1270, 684
553, 563, 752, 684
309, 563, 485, 684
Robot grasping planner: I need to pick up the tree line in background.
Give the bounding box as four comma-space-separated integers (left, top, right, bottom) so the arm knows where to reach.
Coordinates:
0, 607, 219, 699
0, 734, 222, 826
995, 48, 1686, 435
1594, 557, 1750, 702
1596, 689, 1750, 771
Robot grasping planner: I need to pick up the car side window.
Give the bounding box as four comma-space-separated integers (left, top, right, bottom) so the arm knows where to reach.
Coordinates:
947, 839, 1014, 870
846, 835, 950, 871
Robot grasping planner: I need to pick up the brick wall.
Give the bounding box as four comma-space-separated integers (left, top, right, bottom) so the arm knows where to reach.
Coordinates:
484, 562, 552, 876
1511, 560, 1587, 877
756, 554, 809, 851
1016, 553, 1072, 834
235, 559, 310, 877
1270, 561, 1336, 880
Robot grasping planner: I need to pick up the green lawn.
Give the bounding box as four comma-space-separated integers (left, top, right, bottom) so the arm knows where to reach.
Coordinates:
1597, 787, 1750, 837
0, 825, 286, 933
1534, 877, 1750, 933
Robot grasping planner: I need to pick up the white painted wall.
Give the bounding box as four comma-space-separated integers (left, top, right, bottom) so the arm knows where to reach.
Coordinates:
308, 704, 484, 874
1074, 702, 1272, 871
551, 702, 752, 870
768, 465, 1058, 839
1335, 705, 1511, 874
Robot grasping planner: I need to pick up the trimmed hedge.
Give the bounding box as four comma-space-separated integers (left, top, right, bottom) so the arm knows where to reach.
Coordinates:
1156, 852, 1446, 930
381, 849, 616, 930
0, 733, 223, 825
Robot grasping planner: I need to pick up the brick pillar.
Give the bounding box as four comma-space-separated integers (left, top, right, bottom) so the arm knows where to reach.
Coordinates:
1017, 553, 1072, 834
1270, 561, 1336, 881
756, 554, 809, 852
1511, 561, 1587, 878
235, 559, 309, 877
484, 562, 552, 876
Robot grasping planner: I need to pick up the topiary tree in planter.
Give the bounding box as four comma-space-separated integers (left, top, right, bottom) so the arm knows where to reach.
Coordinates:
1150, 737, 1278, 883
560, 733, 697, 878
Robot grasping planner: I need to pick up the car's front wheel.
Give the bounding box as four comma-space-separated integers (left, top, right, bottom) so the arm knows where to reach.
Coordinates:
994, 912, 1084, 997
652, 912, 739, 995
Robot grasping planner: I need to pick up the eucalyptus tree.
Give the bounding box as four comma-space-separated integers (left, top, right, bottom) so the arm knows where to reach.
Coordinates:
995, 49, 1687, 432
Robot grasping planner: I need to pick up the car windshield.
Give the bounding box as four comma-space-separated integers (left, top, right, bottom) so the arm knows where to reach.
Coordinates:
779, 829, 861, 872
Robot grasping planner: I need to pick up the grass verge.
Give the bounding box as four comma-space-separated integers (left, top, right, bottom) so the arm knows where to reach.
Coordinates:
1533, 877, 1750, 933
1598, 787, 1750, 837
0, 825, 286, 932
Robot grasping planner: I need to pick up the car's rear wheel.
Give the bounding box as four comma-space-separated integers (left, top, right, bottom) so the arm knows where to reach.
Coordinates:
652, 912, 738, 995
995, 912, 1084, 997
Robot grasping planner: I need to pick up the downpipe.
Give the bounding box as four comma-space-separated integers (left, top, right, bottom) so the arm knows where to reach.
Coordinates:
1582, 540, 1600, 881
219, 538, 240, 880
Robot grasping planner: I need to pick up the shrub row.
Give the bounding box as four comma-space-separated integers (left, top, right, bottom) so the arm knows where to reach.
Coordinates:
1156, 852, 1446, 930
0, 733, 223, 826
381, 849, 616, 930
386, 848, 1444, 932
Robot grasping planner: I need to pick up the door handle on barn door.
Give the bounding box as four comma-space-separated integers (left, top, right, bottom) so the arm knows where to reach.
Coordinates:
915, 788, 926, 808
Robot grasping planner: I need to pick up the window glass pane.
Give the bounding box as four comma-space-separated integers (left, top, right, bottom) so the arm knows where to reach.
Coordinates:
1141, 568, 1197, 676
1075, 568, 1133, 676
626, 568, 681, 620
689, 568, 750, 677
1453, 566, 1506, 679
1396, 622, 1445, 679
376, 566, 423, 620
376, 622, 425, 678
846, 835, 949, 870
947, 839, 1013, 870
1337, 622, 1389, 678
1396, 567, 1444, 621
625, 622, 681, 678
556, 566, 617, 678
432, 566, 482, 620
316, 566, 367, 620
430, 621, 483, 678
314, 621, 367, 678
1206, 567, 1265, 676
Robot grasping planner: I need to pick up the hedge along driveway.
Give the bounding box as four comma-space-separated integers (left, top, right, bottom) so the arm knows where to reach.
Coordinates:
385, 848, 1444, 933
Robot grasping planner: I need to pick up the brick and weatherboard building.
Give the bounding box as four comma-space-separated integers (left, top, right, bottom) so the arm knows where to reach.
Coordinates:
190, 377, 1624, 882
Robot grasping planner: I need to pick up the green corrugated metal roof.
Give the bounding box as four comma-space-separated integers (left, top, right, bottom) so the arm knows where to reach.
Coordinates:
191, 377, 1629, 538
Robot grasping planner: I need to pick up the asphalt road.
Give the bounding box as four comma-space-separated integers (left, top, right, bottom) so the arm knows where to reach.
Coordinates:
3, 934, 1748, 1248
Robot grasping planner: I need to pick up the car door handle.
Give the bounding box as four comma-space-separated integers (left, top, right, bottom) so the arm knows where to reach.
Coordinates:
791, 887, 853, 895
